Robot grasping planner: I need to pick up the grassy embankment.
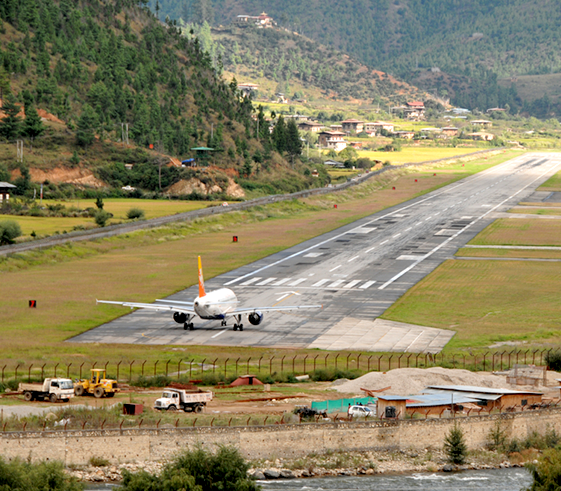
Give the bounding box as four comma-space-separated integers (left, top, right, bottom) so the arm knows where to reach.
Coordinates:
383, 167, 561, 348
0, 199, 221, 237
0, 151, 517, 375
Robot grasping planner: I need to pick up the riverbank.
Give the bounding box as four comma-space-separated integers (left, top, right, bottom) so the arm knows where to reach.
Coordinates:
67, 448, 527, 483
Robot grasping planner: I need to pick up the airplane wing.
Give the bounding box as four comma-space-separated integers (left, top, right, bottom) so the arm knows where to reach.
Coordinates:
155, 299, 194, 307
231, 305, 322, 314
97, 300, 196, 314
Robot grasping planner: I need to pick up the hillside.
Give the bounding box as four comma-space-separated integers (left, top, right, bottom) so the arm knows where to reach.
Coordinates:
158, 0, 561, 117
209, 25, 426, 105
0, 0, 326, 199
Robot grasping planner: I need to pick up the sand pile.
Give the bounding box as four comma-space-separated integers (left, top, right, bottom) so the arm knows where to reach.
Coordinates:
333, 367, 510, 396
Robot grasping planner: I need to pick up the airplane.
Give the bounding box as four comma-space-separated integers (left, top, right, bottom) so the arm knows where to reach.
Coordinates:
97, 256, 322, 331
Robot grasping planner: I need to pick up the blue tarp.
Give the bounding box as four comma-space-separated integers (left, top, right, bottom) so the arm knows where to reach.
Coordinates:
311, 397, 377, 413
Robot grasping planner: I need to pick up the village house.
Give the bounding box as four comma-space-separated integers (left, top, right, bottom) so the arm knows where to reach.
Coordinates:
0, 182, 15, 203
330, 124, 343, 131
466, 132, 495, 141
298, 121, 324, 133
341, 119, 364, 133
404, 101, 425, 120
393, 130, 415, 139
364, 121, 395, 133
471, 119, 492, 128
237, 83, 259, 97
441, 126, 459, 137
318, 131, 347, 152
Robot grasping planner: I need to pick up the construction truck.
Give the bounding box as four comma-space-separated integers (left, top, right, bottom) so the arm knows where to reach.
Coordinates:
74, 369, 120, 398
19, 378, 74, 403
154, 388, 213, 412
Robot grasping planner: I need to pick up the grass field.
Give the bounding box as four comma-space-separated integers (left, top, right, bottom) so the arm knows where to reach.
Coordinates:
509, 207, 561, 215
358, 147, 482, 165
456, 248, 561, 259
382, 260, 561, 348
1, 199, 220, 237
539, 170, 561, 190
468, 218, 561, 246
0, 150, 522, 368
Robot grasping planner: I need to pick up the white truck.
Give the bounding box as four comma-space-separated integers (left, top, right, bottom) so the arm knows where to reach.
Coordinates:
154, 388, 213, 412
19, 378, 75, 403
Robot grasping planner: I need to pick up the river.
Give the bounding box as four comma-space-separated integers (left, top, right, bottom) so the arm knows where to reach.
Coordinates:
85, 468, 532, 491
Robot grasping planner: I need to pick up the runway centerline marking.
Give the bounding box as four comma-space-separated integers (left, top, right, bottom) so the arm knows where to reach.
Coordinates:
211, 330, 226, 339
348, 256, 359, 262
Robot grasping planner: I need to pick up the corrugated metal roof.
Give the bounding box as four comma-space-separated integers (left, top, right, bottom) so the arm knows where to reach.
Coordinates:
406, 393, 480, 408
426, 385, 543, 396
424, 389, 502, 401
377, 395, 409, 401
0, 182, 16, 188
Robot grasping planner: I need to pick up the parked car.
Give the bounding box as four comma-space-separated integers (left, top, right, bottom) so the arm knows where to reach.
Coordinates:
347, 405, 373, 418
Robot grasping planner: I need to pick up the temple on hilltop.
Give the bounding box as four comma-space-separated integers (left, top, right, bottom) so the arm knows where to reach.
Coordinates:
235, 12, 276, 28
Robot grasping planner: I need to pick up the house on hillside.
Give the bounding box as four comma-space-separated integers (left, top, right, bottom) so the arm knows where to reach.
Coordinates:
393, 130, 415, 139
441, 127, 459, 137
404, 101, 425, 120
298, 121, 324, 133
318, 131, 347, 151
471, 119, 492, 128
364, 121, 394, 133
466, 132, 494, 141
238, 83, 259, 97
341, 119, 364, 133
235, 12, 276, 28
0, 182, 16, 203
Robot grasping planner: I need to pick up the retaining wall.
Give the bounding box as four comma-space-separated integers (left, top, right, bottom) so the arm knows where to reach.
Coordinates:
1, 407, 558, 464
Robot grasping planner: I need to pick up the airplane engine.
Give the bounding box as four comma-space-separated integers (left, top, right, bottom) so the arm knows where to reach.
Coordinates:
248, 311, 264, 326
173, 312, 188, 324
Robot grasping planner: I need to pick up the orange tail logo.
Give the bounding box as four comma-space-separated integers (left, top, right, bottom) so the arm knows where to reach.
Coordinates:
198, 256, 206, 298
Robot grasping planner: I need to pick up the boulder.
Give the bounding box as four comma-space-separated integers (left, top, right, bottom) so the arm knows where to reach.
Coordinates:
263, 469, 280, 479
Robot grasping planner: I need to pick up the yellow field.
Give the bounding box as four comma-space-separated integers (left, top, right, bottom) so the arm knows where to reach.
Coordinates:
469, 218, 561, 246
0, 214, 93, 236
359, 147, 481, 165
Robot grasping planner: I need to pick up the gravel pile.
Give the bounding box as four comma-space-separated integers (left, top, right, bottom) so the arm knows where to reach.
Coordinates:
333, 367, 510, 396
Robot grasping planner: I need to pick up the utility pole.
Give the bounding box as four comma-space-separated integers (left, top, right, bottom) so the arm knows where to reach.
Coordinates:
121, 123, 129, 146
16, 140, 23, 162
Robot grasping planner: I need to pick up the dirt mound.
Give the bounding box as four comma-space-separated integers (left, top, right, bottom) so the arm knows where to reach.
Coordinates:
29, 167, 106, 188
37, 109, 65, 124
165, 177, 245, 198
334, 367, 510, 396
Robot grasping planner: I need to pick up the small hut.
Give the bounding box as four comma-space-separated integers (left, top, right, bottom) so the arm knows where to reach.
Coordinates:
230, 375, 263, 387
0, 182, 16, 203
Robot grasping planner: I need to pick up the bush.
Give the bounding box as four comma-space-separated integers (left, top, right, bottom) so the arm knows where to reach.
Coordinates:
0, 219, 22, 245
444, 424, 468, 464
0, 457, 82, 490
132, 375, 171, 388
121, 445, 259, 491
525, 448, 561, 491
126, 207, 145, 220
310, 368, 360, 382
545, 351, 561, 371
88, 456, 110, 467
94, 210, 112, 227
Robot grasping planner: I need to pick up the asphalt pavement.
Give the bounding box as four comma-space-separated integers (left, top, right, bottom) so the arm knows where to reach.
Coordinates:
70, 153, 561, 352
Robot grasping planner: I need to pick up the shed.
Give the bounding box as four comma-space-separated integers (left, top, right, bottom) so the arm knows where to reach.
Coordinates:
0, 182, 16, 203
405, 393, 480, 416
376, 395, 408, 419
425, 385, 543, 410
190, 147, 214, 165
230, 375, 263, 387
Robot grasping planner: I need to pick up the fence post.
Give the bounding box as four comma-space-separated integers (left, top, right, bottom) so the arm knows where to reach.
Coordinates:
335, 354, 339, 369
347, 353, 351, 370
28, 364, 33, 382
129, 361, 135, 383
377, 356, 381, 372
201, 359, 206, 377
269, 357, 273, 375
141, 360, 146, 377
165, 359, 171, 377
388, 355, 393, 371
483, 352, 487, 372
1, 365, 5, 383
154, 360, 159, 377
177, 359, 183, 379
66, 363, 72, 379
189, 360, 193, 378
314, 355, 319, 372
532, 350, 537, 365
236, 357, 240, 375
398, 354, 403, 369
406, 354, 412, 368
415, 354, 419, 368
79, 362, 84, 380
292, 355, 297, 373
212, 359, 217, 376
367, 355, 372, 371
258, 356, 263, 373
357, 354, 361, 370
53, 363, 58, 378
224, 358, 229, 378
303, 355, 308, 374
116, 360, 122, 381
281, 356, 285, 373
324, 354, 329, 369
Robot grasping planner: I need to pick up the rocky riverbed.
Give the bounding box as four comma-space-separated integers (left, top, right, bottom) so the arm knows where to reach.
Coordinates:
65, 448, 527, 483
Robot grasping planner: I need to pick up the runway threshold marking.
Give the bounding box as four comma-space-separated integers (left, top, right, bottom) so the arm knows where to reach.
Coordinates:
378, 159, 561, 290
223, 156, 542, 286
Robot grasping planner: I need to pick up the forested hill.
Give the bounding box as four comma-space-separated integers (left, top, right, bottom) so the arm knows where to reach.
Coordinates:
0, 0, 322, 195
159, 0, 561, 116
207, 25, 426, 104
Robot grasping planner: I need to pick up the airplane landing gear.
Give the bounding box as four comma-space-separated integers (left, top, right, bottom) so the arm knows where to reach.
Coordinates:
232, 315, 243, 331
183, 315, 195, 331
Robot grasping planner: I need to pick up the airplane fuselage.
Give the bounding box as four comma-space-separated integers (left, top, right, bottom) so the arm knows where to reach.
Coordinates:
193, 288, 238, 319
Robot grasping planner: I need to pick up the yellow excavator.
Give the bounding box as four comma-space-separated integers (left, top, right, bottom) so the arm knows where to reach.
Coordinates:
74, 369, 120, 398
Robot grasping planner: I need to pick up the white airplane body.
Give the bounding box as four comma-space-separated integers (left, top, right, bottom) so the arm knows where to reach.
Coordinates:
98, 257, 321, 331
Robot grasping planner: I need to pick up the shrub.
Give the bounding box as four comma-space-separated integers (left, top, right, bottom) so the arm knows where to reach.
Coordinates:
525, 448, 561, 491
94, 210, 111, 227
0, 219, 22, 245
88, 456, 110, 467
132, 375, 171, 388
126, 207, 145, 220
121, 445, 259, 491
0, 457, 81, 490
310, 368, 359, 382
444, 424, 468, 464
545, 351, 561, 371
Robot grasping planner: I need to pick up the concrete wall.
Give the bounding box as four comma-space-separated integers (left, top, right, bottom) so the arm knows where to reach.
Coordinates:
1, 407, 560, 465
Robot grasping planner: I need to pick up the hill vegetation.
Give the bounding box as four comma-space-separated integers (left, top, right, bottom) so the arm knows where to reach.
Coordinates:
157, 0, 561, 117
0, 0, 327, 199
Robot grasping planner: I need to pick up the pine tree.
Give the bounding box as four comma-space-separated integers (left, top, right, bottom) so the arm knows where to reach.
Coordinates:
271, 115, 286, 154
285, 119, 302, 161
0, 93, 22, 140
444, 424, 468, 465
75, 104, 98, 147
21, 105, 44, 143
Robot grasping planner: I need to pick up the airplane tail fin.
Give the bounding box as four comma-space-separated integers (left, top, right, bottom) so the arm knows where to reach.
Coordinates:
198, 256, 206, 298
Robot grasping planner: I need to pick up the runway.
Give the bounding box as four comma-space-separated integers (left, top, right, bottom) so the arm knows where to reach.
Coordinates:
70, 153, 561, 352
